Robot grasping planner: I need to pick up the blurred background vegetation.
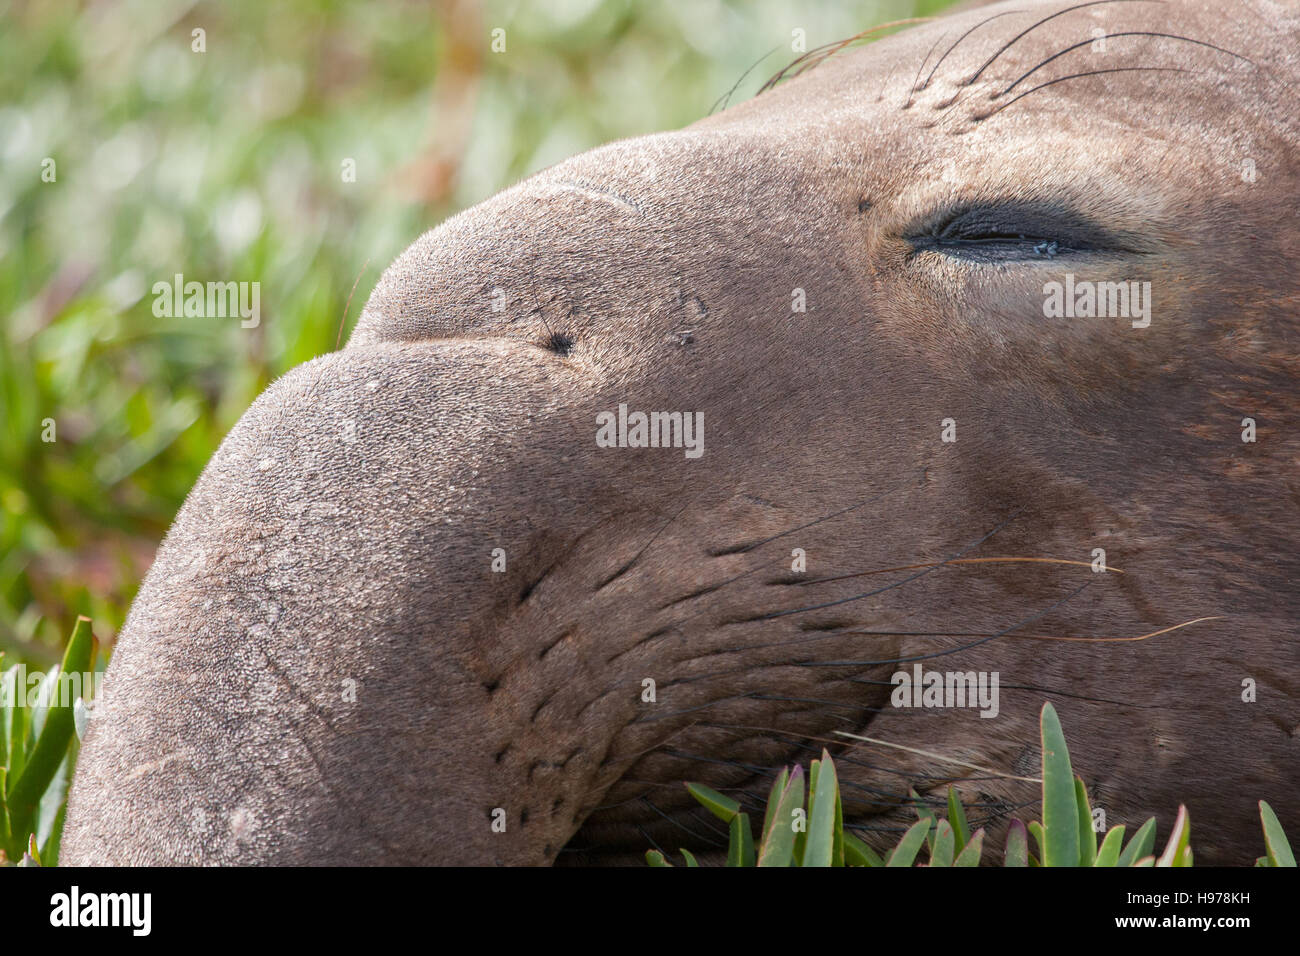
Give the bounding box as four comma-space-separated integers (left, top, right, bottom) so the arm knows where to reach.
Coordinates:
0, 0, 956, 664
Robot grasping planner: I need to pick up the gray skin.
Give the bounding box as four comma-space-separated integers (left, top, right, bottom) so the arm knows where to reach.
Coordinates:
62, 0, 1299, 866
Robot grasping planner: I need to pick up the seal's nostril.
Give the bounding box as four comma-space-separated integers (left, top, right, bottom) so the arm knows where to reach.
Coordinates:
544, 332, 576, 357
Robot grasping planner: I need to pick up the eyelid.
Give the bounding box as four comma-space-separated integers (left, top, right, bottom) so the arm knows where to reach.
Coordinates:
905, 202, 1130, 259
908, 235, 1075, 263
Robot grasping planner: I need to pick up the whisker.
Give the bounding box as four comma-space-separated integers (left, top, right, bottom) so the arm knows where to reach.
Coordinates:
693, 629, 944, 658
759, 18, 936, 94
815, 615, 1217, 650
694, 723, 969, 788
905, 32, 948, 106
689, 607, 1191, 662
633, 692, 760, 723
636, 825, 666, 857
751, 508, 1024, 622
790, 554, 1124, 588
996, 31, 1251, 97
710, 44, 781, 115
711, 484, 905, 557
649, 555, 787, 619
582, 720, 702, 794
979, 66, 1192, 117
651, 578, 1091, 702
804, 578, 1093, 667
746, 693, 890, 713
596, 498, 693, 590
657, 748, 771, 780
640, 796, 729, 845
1007, 615, 1223, 642
335, 256, 372, 351
834, 730, 1040, 783
964, 0, 1165, 86
651, 743, 919, 814
637, 483, 907, 633
602, 777, 770, 817
989, 681, 1142, 707
686, 628, 990, 662
920, 9, 1024, 91
760, 39, 847, 94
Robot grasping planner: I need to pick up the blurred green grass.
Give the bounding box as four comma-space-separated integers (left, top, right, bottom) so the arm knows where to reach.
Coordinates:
0, 0, 953, 662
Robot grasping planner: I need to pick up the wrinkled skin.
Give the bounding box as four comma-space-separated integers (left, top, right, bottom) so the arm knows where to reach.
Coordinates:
63, 0, 1300, 865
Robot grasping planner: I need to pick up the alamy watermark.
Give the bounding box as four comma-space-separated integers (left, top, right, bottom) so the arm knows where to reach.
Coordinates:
1043, 274, 1150, 328
152, 273, 260, 328
596, 403, 704, 459
890, 664, 1000, 718
50, 887, 150, 936
0, 665, 101, 708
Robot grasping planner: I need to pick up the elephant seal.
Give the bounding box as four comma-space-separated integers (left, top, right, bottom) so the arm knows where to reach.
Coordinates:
63, 0, 1300, 865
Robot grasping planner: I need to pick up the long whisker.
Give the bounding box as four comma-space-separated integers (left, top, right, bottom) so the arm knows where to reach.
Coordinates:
791, 555, 1124, 587
964, 0, 1164, 86
710, 44, 781, 115
694, 724, 955, 789
715, 483, 908, 557
997, 31, 1251, 97
654, 742, 932, 813
990, 682, 1147, 707
640, 797, 729, 845
835, 730, 1041, 783
653, 581, 1092, 735
978, 66, 1191, 118
752, 508, 1024, 621
805, 579, 1093, 668
701, 611, 1212, 672
1008, 615, 1223, 642
759, 18, 936, 94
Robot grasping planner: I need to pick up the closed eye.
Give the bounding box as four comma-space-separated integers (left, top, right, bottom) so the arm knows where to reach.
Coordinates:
907, 202, 1134, 263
